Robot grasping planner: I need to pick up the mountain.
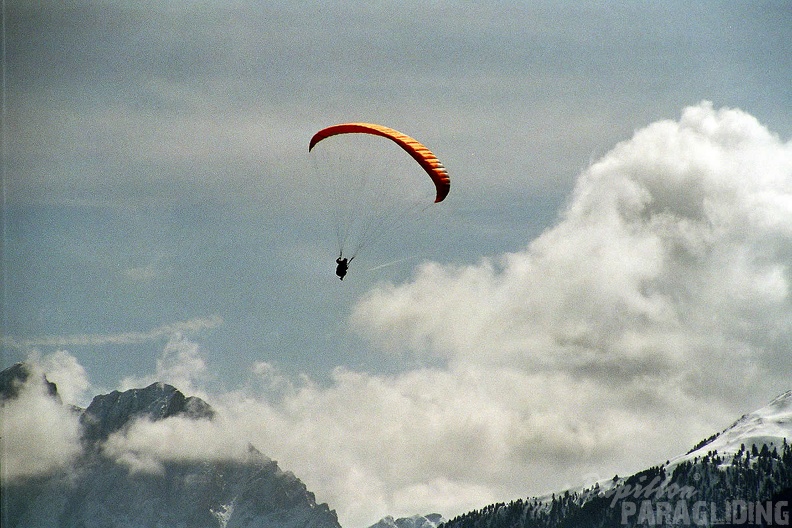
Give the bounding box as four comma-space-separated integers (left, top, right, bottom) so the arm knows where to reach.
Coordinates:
368, 513, 446, 528
0, 363, 341, 528
442, 391, 792, 528
79, 381, 215, 443
673, 390, 792, 465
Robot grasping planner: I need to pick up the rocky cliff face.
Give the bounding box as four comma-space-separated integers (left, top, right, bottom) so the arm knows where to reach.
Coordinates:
6, 446, 339, 528
0, 363, 341, 528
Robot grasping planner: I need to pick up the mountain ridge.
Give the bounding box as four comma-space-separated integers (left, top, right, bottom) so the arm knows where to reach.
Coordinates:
368, 513, 446, 528
671, 389, 792, 467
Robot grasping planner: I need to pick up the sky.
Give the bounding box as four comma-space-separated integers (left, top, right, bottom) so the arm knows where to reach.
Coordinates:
2, 1, 792, 527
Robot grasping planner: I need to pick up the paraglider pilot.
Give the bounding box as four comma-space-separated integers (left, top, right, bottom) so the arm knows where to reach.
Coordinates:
335, 256, 351, 280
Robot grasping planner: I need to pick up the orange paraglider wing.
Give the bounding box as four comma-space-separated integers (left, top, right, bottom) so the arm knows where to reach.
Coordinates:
309, 123, 450, 203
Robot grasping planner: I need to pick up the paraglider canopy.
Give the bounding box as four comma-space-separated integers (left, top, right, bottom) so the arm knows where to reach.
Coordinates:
309, 123, 450, 203
310, 122, 450, 273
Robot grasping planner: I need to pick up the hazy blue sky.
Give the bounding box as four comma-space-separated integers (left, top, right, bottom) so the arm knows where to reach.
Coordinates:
3, 2, 792, 526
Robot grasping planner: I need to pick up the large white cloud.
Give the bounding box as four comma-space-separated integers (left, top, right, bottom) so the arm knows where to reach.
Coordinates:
353, 102, 792, 396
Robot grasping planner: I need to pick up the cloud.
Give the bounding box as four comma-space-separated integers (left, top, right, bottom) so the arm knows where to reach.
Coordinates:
101, 413, 251, 475
0, 363, 83, 482
1, 315, 223, 351
102, 363, 515, 524
119, 333, 210, 397
36, 350, 91, 406
353, 102, 792, 396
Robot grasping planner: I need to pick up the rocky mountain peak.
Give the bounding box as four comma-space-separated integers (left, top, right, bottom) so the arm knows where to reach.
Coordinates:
369, 513, 446, 528
80, 381, 215, 443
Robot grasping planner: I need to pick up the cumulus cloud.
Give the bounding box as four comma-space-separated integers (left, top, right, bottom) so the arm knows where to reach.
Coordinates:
120, 333, 210, 396
36, 350, 91, 406
354, 102, 792, 392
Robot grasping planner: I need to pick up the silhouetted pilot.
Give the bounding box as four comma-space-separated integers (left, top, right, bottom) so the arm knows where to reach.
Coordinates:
335, 257, 351, 280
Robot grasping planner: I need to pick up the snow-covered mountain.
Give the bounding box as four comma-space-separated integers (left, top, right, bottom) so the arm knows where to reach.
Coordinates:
368, 513, 446, 528
671, 390, 792, 466
0, 363, 341, 528
443, 391, 792, 528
